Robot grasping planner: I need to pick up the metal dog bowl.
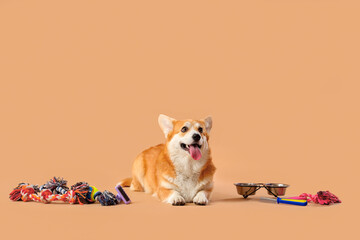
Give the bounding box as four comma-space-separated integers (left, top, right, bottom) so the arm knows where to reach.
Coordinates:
234, 183, 261, 198
264, 183, 289, 196
235, 182, 290, 198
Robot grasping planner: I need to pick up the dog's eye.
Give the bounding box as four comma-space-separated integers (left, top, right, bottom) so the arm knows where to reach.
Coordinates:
198, 127, 203, 133
181, 126, 188, 133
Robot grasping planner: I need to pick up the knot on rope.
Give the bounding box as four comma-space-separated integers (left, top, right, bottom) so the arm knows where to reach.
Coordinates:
97, 190, 118, 206
71, 182, 90, 205
9, 183, 28, 201
20, 185, 37, 202
40, 189, 53, 203
299, 191, 341, 205
41, 177, 69, 194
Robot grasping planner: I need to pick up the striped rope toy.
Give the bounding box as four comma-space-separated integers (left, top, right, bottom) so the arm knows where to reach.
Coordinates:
9, 177, 119, 206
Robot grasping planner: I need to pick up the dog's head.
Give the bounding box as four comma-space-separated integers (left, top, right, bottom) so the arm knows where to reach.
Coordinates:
158, 114, 212, 161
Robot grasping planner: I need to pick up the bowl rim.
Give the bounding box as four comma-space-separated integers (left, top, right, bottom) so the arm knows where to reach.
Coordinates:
234, 183, 262, 187
264, 183, 289, 188
234, 183, 290, 188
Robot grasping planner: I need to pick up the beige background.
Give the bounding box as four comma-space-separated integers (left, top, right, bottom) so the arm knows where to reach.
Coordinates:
0, 1, 359, 239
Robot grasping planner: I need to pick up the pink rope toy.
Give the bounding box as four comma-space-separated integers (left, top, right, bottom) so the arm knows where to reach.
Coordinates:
289, 191, 341, 205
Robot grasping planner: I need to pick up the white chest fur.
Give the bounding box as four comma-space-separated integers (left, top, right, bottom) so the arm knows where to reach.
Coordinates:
169, 150, 208, 202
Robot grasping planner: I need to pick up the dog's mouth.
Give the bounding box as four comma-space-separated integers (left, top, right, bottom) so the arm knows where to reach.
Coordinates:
180, 143, 202, 160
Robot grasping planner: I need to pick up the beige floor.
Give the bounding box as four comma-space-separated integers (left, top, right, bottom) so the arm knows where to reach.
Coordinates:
1, 179, 353, 240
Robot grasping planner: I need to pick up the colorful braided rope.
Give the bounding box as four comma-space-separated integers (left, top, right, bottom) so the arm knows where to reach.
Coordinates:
9, 177, 120, 206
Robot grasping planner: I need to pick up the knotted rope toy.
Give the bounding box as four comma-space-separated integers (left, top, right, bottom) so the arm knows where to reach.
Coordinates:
290, 190, 341, 205
9, 177, 125, 206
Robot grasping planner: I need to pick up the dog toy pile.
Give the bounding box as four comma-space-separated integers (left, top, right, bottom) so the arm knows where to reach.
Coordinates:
291, 191, 341, 205
9, 177, 121, 206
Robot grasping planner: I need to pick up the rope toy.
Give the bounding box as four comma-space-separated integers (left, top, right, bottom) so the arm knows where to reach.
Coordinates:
290, 190, 341, 205
9, 177, 123, 206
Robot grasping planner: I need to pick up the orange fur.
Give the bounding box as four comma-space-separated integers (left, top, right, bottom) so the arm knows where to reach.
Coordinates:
119, 178, 132, 187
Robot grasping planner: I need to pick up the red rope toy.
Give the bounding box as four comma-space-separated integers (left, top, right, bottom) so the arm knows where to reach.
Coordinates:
291, 191, 341, 205
9, 177, 120, 206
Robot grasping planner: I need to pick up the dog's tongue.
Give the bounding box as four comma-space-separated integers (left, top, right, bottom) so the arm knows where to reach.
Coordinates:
189, 145, 202, 160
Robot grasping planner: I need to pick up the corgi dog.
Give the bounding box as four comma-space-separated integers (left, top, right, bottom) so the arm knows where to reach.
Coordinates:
119, 114, 216, 206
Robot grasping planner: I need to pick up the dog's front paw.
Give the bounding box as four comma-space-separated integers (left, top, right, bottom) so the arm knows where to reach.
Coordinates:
193, 191, 209, 206
167, 192, 186, 206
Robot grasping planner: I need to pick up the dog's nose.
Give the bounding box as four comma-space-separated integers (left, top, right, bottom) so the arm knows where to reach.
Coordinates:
192, 133, 201, 142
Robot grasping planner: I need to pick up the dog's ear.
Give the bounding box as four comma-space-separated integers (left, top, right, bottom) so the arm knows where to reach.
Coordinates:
158, 114, 175, 137
204, 116, 212, 134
